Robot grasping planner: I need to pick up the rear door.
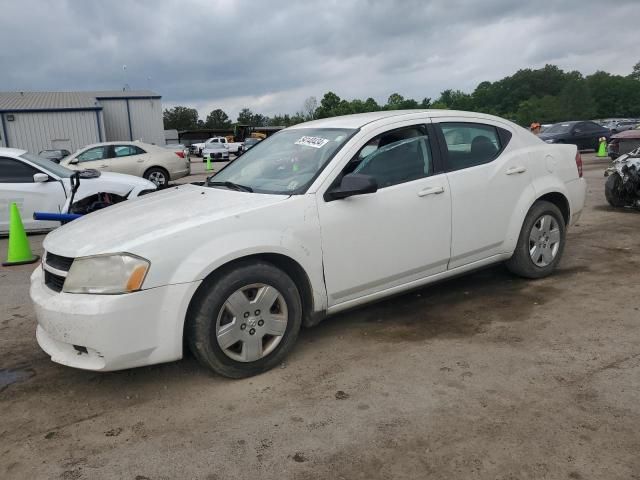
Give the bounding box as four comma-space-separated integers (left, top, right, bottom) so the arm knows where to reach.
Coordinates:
0, 157, 66, 232
433, 119, 534, 269
109, 144, 147, 176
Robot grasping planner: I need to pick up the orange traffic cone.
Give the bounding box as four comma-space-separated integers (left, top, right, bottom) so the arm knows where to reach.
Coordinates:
2, 202, 39, 266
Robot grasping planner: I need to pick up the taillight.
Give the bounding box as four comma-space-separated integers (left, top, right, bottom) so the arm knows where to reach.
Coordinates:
575, 151, 583, 178
175, 151, 185, 158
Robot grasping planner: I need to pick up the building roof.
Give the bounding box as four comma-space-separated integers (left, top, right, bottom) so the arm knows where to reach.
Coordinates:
0, 92, 99, 111
0, 90, 161, 112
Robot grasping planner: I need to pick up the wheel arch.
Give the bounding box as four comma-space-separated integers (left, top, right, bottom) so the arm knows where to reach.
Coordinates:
183, 252, 320, 347
535, 191, 570, 225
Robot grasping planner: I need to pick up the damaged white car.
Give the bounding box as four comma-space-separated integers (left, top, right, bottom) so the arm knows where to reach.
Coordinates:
0, 148, 156, 234
32, 110, 586, 378
604, 146, 640, 209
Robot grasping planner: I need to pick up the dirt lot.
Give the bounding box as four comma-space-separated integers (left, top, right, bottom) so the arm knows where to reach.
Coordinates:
1, 154, 639, 480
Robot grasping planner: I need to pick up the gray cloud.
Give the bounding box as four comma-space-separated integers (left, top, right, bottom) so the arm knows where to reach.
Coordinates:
1, 0, 638, 120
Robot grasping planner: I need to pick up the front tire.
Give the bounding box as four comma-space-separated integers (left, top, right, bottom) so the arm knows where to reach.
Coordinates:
605, 173, 627, 208
506, 201, 566, 279
186, 261, 302, 378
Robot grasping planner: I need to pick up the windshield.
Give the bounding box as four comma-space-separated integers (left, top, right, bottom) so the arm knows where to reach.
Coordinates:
210, 128, 355, 194
20, 152, 73, 178
244, 138, 259, 145
545, 123, 573, 134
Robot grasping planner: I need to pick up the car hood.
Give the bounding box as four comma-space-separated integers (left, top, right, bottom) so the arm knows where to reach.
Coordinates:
44, 184, 289, 257
60, 171, 155, 205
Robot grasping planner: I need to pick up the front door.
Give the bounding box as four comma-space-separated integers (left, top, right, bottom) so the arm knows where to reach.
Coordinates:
0, 157, 66, 232
317, 124, 452, 307
65, 145, 110, 171
434, 120, 535, 269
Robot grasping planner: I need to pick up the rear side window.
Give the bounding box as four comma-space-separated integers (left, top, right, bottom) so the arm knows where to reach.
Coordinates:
0, 157, 38, 183
113, 145, 140, 157
439, 122, 511, 171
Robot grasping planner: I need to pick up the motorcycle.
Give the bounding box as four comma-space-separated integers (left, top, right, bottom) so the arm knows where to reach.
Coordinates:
604, 146, 640, 210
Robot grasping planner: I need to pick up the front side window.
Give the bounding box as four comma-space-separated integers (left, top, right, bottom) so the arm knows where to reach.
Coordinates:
77, 146, 108, 162
439, 122, 503, 171
113, 145, 139, 157
211, 128, 355, 194
349, 127, 432, 188
0, 157, 38, 183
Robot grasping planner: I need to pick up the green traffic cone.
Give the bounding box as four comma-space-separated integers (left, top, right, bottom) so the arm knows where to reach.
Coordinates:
206, 155, 212, 171
597, 138, 607, 157
2, 202, 39, 266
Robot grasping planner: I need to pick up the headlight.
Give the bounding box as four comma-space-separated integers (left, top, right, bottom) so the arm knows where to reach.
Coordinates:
544, 139, 555, 143
63, 254, 150, 294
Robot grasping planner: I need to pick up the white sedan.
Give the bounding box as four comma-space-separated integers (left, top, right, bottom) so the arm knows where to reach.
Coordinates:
31, 110, 586, 378
1, 148, 156, 234
61, 141, 191, 187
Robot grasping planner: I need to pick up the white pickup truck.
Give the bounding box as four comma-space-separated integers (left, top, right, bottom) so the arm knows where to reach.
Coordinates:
191, 137, 243, 156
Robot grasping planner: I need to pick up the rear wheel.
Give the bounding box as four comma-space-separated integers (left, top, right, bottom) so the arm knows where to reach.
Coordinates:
506, 201, 566, 279
143, 167, 169, 188
605, 173, 627, 208
187, 261, 302, 378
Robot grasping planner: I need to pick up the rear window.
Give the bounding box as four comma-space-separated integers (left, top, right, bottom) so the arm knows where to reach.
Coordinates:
439, 122, 511, 171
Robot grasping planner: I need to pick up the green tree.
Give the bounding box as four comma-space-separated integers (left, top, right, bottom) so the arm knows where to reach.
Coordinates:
237, 108, 254, 125
163, 106, 199, 130
204, 109, 232, 129
630, 61, 640, 81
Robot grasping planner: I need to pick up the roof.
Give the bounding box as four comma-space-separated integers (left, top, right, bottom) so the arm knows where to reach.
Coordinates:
288, 109, 515, 130
0, 90, 161, 112
612, 128, 640, 139
0, 92, 99, 111
0, 147, 27, 156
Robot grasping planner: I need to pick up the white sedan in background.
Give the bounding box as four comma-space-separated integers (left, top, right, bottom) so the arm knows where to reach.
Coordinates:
0, 148, 156, 234
31, 110, 586, 378
61, 141, 191, 187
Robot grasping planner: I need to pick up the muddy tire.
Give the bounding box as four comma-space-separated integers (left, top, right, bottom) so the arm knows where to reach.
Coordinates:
506, 200, 566, 279
186, 261, 302, 378
605, 173, 627, 208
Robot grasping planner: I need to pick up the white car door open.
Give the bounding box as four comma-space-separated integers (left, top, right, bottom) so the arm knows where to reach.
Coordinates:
317, 125, 452, 307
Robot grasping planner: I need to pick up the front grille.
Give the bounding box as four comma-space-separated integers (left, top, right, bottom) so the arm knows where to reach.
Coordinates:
44, 270, 65, 293
46, 252, 74, 272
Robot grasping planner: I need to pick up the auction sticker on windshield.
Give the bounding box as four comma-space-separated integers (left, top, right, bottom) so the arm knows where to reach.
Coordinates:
295, 136, 330, 148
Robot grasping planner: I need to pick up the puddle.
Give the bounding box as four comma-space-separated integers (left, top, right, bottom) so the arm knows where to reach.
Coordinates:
0, 368, 35, 393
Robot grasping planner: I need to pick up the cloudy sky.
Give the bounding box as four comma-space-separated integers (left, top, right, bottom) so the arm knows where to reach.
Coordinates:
1, 0, 638, 120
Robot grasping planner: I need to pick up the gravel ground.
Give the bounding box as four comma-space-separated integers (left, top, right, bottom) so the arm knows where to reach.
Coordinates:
1, 153, 639, 480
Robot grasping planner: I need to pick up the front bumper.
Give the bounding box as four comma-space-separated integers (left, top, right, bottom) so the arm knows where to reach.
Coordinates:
31, 267, 201, 371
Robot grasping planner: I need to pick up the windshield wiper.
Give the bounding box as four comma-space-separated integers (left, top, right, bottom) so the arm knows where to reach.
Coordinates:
207, 180, 253, 192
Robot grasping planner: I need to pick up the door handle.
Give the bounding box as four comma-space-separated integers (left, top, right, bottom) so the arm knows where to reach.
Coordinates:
99, 164, 108, 168
506, 166, 527, 175
136, 159, 144, 163
417, 186, 445, 197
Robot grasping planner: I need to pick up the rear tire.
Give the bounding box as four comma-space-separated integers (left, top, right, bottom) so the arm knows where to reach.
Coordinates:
143, 167, 170, 188
605, 173, 627, 208
506, 201, 566, 279
186, 261, 302, 378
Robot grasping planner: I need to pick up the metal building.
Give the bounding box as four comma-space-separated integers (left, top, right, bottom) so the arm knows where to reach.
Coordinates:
0, 90, 164, 153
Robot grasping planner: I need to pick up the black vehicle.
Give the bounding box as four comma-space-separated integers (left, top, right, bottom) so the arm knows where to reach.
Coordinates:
39, 149, 71, 163
538, 121, 610, 151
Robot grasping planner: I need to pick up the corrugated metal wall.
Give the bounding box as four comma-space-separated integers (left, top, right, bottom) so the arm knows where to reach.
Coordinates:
129, 98, 165, 145
100, 99, 131, 141
3, 110, 104, 153
100, 98, 164, 145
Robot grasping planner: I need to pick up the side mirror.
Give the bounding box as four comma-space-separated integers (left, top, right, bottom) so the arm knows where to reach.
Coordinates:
69, 158, 79, 165
325, 173, 378, 201
33, 173, 49, 183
